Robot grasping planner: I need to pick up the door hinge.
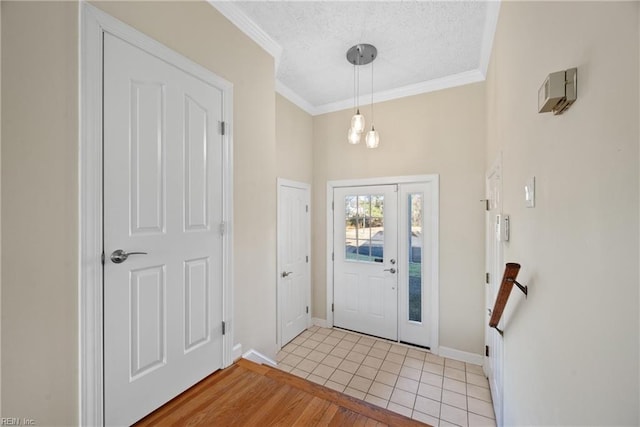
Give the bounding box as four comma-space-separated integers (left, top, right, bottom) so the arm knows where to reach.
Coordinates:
485, 272, 490, 284
101, 251, 105, 266
306, 306, 309, 314
332, 252, 334, 261
331, 303, 334, 312
222, 321, 226, 335
219, 222, 226, 236
485, 345, 489, 357
220, 121, 226, 136
306, 255, 309, 263
481, 199, 490, 211
306, 204, 309, 213
331, 201, 334, 210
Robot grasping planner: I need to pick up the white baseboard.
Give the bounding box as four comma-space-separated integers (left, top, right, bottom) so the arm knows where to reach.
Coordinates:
232, 344, 243, 362
312, 317, 329, 328
242, 349, 277, 367
437, 346, 484, 366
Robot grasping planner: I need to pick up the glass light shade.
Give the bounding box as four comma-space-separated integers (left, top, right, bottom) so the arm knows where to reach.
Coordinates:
365, 128, 379, 148
347, 127, 361, 144
351, 112, 365, 134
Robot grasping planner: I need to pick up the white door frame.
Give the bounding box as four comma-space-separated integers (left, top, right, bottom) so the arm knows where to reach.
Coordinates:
484, 154, 504, 426
79, 4, 234, 425
326, 175, 439, 352
276, 178, 311, 349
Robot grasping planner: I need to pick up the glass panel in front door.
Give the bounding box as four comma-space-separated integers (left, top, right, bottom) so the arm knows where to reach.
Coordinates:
345, 194, 384, 263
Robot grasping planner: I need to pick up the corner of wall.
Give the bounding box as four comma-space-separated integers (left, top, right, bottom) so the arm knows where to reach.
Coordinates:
241, 349, 277, 367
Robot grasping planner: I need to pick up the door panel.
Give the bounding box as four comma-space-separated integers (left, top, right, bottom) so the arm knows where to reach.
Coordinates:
184, 96, 210, 231
184, 257, 210, 351
130, 81, 165, 234
104, 33, 223, 426
334, 186, 398, 340
368, 276, 385, 316
130, 265, 165, 378
278, 183, 310, 345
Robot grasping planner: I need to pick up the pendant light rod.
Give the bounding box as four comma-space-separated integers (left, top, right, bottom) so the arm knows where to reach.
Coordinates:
370, 55, 374, 125
356, 47, 360, 112
352, 60, 356, 113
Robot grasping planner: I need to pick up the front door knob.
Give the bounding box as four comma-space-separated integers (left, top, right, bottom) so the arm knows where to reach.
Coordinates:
383, 268, 396, 274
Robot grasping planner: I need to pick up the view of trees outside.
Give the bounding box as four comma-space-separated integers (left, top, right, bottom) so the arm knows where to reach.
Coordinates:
345, 195, 384, 262
409, 193, 423, 322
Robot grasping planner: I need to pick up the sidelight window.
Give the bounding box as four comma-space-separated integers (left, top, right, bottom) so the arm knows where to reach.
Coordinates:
408, 193, 423, 322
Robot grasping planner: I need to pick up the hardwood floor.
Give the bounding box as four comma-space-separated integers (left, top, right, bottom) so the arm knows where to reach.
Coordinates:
135, 358, 428, 426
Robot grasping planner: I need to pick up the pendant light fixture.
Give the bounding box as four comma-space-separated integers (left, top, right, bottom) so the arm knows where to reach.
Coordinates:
365, 54, 380, 149
346, 43, 378, 148
347, 126, 361, 145
348, 57, 363, 144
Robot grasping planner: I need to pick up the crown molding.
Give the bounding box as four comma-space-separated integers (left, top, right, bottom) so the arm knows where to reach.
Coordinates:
275, 80, 317, 116
313, 69, 486, 116
208, 1, 283, 68
209, 1, 499, 117
479, 0, 501, 77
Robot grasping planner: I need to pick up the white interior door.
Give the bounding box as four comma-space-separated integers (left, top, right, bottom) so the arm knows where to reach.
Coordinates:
103, 33, 224, 426
485, 158, 504, 426
277, 180, 311, 346
333, 185, 398, 340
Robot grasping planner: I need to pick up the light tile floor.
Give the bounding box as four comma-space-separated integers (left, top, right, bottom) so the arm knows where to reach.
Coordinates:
276, 326, 496, 427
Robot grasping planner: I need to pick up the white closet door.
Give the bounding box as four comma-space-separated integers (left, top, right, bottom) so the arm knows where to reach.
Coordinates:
103, 33, 224, 426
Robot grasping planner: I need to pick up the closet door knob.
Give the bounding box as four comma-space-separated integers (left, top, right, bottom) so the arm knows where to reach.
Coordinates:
110, 249, 148, 264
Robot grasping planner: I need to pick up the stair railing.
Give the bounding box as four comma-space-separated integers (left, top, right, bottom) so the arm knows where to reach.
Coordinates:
489, 263, 527, 335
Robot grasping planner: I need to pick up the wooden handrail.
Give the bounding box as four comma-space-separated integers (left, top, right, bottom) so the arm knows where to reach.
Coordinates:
489, 263, 527, 335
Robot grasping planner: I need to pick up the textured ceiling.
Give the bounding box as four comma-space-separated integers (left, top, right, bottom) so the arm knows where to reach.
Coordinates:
214, 1, 499, 115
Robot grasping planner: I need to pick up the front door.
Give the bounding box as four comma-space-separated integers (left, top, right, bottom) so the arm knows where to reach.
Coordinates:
333, 185, 399, 340
277, 180, 311, 346
103, 33, 224, 426
332, 182, 436, 347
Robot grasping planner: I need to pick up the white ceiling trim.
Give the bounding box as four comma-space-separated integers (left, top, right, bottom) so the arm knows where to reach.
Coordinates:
312, 69, 485, 116
276, 80, 317, 115
208, 1, 283, 68
479, 1, 502, 77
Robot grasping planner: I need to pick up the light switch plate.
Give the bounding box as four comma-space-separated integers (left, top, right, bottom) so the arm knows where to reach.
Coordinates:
525, 176, 535, 208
